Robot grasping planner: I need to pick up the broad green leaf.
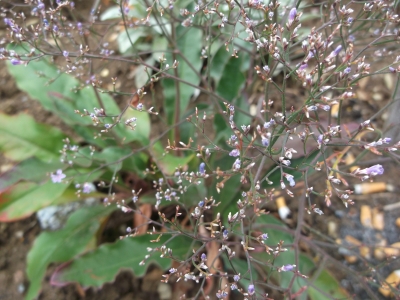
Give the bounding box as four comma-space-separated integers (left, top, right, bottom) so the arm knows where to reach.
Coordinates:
7, 45, 142, 146
118, 108, 151, 145
118, 28, 146, 53
25, 205, 116, 300
162, 26, 202, 125
0, 113, 65, 162
51, 234, 192, 287
213, 113, 231, 145
100, 6, 121, 20
7, 53, 120, 125
308, 268, 350, 299
216, 55, 245, 101
149, 141, 195, 175
210, 47, 232, 85
0, 158, 64, 190
0, 181, 104, 221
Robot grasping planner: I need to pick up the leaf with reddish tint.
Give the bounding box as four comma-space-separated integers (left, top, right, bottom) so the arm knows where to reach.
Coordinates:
0, 181, 105, 221
51, 235, 192, 288
25, 205, 116, 300
0, 113, 66, 162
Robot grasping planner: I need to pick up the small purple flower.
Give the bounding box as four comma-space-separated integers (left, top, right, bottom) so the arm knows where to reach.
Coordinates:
4, 18, 12, 26
357, 164, 384, 176
199, 162, 206, 174
10, 59, 22, 66
63, 50, 69, 57
51, 169, 66, 183
233, 274, 240, 282
223, 229, 229, 239
280, 264, 295, 272
344, 67, 351, 74
231, 135, 237, 141
198, 200, 204, 207
320, 104, 331, 111
263, 65, 270, 73
288, 7, 297, 25
248, 284, 255, 295
37, 2, 45, 10
333, 45, 342, 56
201, 253, 207, 261
261, 233, 268, 240
382, 137, 392, 144
299, 63, 308, 71
285, 174, 296, 187
347, 17, 353, 23
230, 283, 237, 290
233, 159, 241, 170
216, 291, 228, 299
229, 149, 240, 157
169, 268, 177, 274
261, 137, 269, 147
82, 182, 95, 193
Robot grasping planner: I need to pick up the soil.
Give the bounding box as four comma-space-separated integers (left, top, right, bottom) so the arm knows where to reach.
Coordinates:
1, 2, 400, 300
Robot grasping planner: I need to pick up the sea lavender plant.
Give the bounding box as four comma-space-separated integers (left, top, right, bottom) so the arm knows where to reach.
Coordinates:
1, 0, 400, 299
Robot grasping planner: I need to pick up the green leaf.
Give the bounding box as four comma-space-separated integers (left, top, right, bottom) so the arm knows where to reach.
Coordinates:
216, 55, 245, 101
162, 26, 203, 124
149, 141, 195, 175
0, 158, 64, 190
7, 53, 120, 126
51, 234, 192, 287
209, 46, 232, 85
25, 205, 116, 300
118, 28, 146, 53
6, 45, 142, 146
307, 267, 350, 299
0, 181, 104, 221
0, 113, 65, 162
117, 108, 151, 145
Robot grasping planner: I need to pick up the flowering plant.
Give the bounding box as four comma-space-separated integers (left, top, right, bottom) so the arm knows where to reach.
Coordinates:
1, 0, 400, 299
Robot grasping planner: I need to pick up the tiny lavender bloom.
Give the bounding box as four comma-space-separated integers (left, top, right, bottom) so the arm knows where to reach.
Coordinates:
280, 264, 295, 272
248, 284, 255, 295
199, 162, 206, 174
10, 58, 22, 65
288, 7, 297, 24
233, 274, 240, 281
357, 164, 384, 176
333, 45, 342, 56
285, 174, 296, 187
261, 233, 268, 240
51, 169, 66, 183
82, 182, 95, 193
229, 149, 240, 157
261, 137, 269, 146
